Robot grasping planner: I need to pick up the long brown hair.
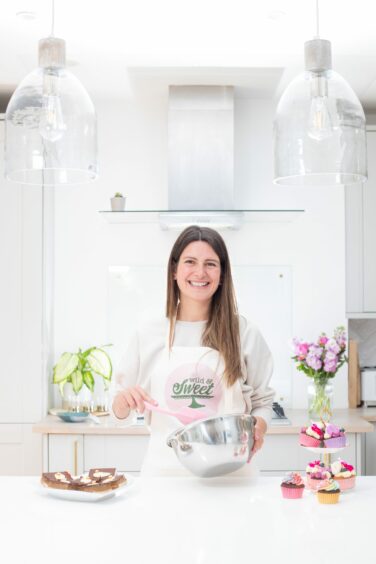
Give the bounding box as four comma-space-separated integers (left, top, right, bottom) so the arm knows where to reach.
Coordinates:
166, 225, 242, 387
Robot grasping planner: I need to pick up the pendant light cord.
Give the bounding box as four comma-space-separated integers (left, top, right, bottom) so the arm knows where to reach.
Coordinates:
315, 0, 320, 38
50, 0, 55, 37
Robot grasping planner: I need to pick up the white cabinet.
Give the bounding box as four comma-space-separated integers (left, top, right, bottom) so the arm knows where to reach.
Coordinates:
0, 424, 42, 475
363, 131, 376, 311
0, 122, 43, 422
84, 435, 150, 473
257, 433, 358, 475
0, 117, 43, 474
365, 423, 376, 475
46, 432, 362, 477
48, 435, 84, 475
346, 127, 376, 315
48, 434, 150, 476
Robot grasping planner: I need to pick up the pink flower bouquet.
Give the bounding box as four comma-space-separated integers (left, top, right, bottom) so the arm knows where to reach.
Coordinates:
292, 327, 348, 419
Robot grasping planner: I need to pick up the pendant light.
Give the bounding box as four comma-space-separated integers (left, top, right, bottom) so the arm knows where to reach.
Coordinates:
273, 0, 367, 186
5, 0, 98, 185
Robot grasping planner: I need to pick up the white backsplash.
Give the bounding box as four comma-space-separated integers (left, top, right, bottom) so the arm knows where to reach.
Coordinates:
107, 264, 293, 406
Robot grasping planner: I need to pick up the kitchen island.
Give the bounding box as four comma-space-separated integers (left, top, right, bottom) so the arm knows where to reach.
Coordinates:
2, 476, 374, 564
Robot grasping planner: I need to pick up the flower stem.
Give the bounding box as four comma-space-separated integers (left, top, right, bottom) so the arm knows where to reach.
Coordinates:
309, 379, 332, 420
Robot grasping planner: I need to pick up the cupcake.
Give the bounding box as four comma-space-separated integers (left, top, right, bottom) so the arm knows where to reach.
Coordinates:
281, 472, 305, 499
299, 423, 324, 447
323, 423, 346, 448
300, 421, 347, 449
331, 459, 356, 491
306, 460, 332, 491
317, 479, 341, 504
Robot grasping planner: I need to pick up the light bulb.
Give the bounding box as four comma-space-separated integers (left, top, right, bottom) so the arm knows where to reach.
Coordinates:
307, 74, 334, 141
307, 96, 333, 141
39, 70, 66, 142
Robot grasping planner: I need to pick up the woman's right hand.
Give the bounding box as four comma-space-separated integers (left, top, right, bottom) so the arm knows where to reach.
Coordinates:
112, 386, 157, 420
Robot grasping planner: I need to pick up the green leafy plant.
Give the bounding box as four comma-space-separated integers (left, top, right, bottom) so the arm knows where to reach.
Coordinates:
114, 192, 123, 198
53, 346, 112, 396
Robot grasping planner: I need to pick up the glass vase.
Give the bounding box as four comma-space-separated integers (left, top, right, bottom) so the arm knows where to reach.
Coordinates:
307, 379, 333, 421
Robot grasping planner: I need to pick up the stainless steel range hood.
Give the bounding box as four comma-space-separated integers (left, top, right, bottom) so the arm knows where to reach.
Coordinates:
161, 85, 241, 229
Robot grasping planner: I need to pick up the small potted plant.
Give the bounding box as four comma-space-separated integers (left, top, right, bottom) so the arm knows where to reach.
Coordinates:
111, 192, 126, 211
53, 345, 112, 412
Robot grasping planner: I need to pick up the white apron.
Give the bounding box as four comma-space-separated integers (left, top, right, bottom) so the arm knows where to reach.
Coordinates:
141, 328, 258, 478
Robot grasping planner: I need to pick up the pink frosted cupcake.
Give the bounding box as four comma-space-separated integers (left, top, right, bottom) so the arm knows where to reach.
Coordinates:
306, 460, 332, 491
299, 423, 324, 447
331, 460, 356, 491
281, 472, 305, 499
323, 423, 346, 448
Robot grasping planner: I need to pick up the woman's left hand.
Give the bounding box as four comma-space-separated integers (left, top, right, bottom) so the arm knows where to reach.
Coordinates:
252, 416, 267, 453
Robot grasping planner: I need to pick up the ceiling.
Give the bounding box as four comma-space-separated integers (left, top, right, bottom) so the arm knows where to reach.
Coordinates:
2, 0, 376, 110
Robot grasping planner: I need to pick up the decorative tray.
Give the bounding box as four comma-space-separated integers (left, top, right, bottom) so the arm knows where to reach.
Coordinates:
49, 408, 109, 417
302, 445, 348, 454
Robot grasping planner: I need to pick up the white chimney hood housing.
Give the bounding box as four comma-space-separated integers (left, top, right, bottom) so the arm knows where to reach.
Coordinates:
168, 85, 234, 210
163, 85, 241, 229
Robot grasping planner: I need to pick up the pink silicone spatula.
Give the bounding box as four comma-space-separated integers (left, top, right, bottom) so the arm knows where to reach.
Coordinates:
144, 401, 208, 426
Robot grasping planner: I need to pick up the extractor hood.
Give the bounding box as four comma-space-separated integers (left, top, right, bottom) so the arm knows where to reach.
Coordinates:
168, 85, 233, 210
99, 83, 304, 228
164, 85, 240, 229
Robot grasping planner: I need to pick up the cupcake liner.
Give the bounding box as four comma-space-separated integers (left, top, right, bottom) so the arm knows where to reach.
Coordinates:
336, 476, 356, 491
317, 491, 340, 504
300, 433, 321, 447
281, 485, 304, 499
324, 436, 346, 448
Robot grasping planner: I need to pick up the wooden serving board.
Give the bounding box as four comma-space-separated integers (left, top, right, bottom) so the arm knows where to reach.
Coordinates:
348, 339, 361, 408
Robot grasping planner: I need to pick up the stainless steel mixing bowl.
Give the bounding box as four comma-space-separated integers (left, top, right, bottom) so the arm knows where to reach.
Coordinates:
166, 413, 256, 477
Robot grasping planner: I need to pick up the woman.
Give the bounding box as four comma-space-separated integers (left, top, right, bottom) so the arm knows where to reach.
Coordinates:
113, 225, 275, 476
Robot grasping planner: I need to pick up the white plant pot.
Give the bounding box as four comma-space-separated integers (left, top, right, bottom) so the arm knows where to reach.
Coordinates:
111, 196, 126, 211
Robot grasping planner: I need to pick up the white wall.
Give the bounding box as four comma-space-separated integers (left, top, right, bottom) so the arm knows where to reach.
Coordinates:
53, 91, 347, 410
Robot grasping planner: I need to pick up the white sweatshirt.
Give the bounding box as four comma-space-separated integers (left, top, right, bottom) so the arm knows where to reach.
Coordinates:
116, 315, 275, 425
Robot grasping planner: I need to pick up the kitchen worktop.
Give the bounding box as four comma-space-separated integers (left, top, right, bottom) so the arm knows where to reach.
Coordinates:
356, 406, 376, 422
32, 414, 150, 435
33, 408, 375, 435
2, 475, 375, 564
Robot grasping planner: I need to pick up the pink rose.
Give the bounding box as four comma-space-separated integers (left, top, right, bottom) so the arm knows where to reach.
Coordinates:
318, 335, 329, 346
293, 339, 309, 359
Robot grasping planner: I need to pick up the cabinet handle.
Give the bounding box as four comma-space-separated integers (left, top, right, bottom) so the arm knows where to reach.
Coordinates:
73, 440, 79, 475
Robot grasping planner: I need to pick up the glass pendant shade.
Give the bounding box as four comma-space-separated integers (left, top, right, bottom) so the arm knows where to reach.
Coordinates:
274, 39, 367, 186
5, 37, 98, 185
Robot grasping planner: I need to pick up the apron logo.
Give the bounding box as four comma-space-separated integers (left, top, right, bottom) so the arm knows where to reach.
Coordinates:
171, 378, 214, 408
165, 362, 222, 412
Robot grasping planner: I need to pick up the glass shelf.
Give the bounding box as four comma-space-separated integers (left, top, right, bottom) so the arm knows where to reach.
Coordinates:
99, 209, 305, 229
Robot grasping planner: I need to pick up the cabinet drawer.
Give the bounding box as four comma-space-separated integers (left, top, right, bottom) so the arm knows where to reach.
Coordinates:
256, 434, 357, 472
0, 424, 42, 475
48, 434, 84, 475
84, 435, 149, 472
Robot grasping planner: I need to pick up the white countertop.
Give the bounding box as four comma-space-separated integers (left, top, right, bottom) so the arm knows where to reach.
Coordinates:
2, 476, 375, 564
33, 408, 374, 435
32, 414, 150, 435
